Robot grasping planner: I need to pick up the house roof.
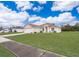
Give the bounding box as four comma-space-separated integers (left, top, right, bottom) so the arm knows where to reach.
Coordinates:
24, 23, 61, 29
42, 23, 55, 27
24, 24, 42, 29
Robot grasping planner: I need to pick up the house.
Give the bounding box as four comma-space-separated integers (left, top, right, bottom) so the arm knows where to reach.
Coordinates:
0, 23, 61, 33
0, 26, 24, 33
54, 26, 61, 33
0, 27, 10, 33
24, 24, 42, 33
24, 23, 61, 33
42, 23, 55, 33
42, 23, 61, 33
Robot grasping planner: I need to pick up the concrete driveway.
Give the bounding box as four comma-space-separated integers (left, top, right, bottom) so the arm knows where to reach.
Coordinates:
1, 33, 25, 37
0, 36, 11, 43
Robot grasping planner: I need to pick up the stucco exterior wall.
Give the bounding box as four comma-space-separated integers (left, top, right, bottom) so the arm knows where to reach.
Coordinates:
54, 27, 61, 33
24, 28, 42, 33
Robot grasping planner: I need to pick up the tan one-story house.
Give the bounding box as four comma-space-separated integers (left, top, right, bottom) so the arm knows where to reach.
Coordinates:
23, 23, 61, 33
0, 23, 61, 33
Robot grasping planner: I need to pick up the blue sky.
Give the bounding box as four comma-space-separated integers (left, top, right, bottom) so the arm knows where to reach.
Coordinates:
0, 1, 62, 17
0, 1, 79, 26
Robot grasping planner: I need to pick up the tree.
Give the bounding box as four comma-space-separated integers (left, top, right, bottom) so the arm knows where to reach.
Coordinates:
9, 27, 12, 32
0, 26, 3, 31
62, 23, 79, 31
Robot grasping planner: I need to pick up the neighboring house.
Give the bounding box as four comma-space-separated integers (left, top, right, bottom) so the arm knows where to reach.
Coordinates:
0, 26, 24, 33
3, 29, 10, 33
0, 27, 10, 33
24, 23, 61, 33
11, 27, 24, 32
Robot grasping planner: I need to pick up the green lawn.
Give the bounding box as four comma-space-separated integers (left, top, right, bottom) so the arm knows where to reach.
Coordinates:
0, 32, 23, 35
0, 44, 15, 57
6, 31, 79, 57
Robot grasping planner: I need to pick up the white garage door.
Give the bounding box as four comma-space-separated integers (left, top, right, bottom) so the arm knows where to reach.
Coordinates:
24, 29, 34, 33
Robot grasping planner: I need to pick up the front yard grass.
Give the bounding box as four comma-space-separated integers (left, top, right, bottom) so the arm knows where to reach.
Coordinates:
6, 31, 79, 57
0, 44, 15, 57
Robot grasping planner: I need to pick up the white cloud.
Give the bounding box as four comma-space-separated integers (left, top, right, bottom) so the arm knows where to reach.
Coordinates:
33, 7, 37, 11
15, 1, 33, 11
45, 12, 76, 26
33, 6, 43, 12
0, 3, 29, 26
51, 1, 79, 11
32, 18, 46, 25
0, 18, 7, 23
32, 1, 46, 12
0, 3, 12, 17
77, 7, 79, 13
57, 12, 75, 23
0, 2, 78, 27
4, 11, 29, 26
69, 20, 79, 26
28, 15, 46, 25
29, 15, 41, 21
38, 1, 47, 4
0, 3, 11, 12
32, 12, 76, 26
